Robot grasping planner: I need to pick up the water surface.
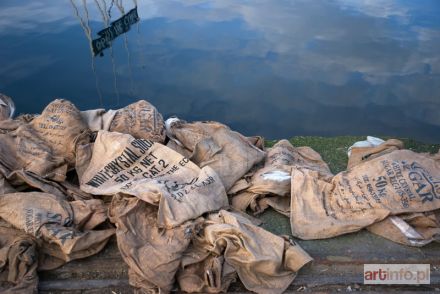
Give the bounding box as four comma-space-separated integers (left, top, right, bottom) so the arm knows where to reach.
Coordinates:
0, 0, 439, 142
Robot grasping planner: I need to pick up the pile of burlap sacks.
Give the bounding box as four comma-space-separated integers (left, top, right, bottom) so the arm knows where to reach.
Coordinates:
0, 93, 439, 293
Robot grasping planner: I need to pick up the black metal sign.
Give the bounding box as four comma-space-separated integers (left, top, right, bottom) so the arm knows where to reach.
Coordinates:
92, 7, 139, 56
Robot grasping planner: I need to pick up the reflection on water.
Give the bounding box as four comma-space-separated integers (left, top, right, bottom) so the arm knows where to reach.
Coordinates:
0, 0, 439, 142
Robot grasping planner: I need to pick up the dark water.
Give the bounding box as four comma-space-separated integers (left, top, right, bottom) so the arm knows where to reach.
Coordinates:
1, 0, 439, 142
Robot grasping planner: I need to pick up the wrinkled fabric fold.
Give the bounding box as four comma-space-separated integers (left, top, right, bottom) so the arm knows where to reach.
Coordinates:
291, 149, 440, 239
231, 139, 332, 215
178, 210, 313, 294
165, 118, 265, 191
80, 131, 229, 228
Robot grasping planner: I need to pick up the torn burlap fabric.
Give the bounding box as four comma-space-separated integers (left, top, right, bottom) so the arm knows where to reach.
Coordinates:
80, 131, 229, 228
165, 118, 266, 191
0, 192, 114, 267
231, 139, 332, 215
177, 210, 313, 294
290, 149, 440, 239
80, 100, 166, 142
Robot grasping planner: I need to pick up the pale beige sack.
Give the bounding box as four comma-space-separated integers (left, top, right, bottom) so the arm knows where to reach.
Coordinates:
291, 149, 440, 240
109, 194, 202, 294
165, 118, 265, 190
0, 192, 114, 265
80, 131, 228, 228
347, 138, 440, 246
0, 225, 38, 294
367, 212, 440, 247
78, 100, 166, 177
231, 139, 332, 214
177, 210, 313, 294
0, 93, 15, 121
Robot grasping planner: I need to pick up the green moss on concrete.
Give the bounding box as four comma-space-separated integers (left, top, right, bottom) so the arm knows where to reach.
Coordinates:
260, 136, 440, 235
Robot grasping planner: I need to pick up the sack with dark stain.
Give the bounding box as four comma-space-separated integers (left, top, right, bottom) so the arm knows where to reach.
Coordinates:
231, 139, 332, 215
0, 192, 114, 267
290, 149, 440, 239
177, 210, 313, 294
165, 118, 265, 191
80, 131, 228, 228
80, 100, 166, 142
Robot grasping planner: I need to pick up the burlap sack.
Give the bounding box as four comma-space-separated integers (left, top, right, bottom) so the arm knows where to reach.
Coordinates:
167, 128, 264, 158
110, 100, 165, 142
165, 118, 265, 190
0, 100, 85, 187
109, 194, 202, 293
166, 139, 193, 158
367, 212, 440, 247
0, 167, 92, 201
0, 175, 16, 194
80, 109, 117, 132
0, 192, 114, 265
80, 131, 228, 228
0, 121, 68, 182
177, 210, 313, 294
0, 93, 15, 121
290, 149, 440, 239
29, 99, 89, 166
178, 254, 237, 293
347, 138, 404, 169
81, 100, 166, 143
0, 108, 91, 198
231, 139, 332, 214
0, 225, 38, 294
347, 136, 385, 156
346, 138, 440, 246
